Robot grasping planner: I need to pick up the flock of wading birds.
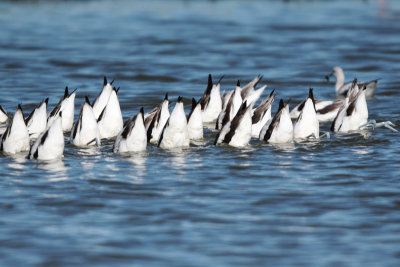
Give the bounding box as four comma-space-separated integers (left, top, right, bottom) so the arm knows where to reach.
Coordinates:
0, 67, 397, 161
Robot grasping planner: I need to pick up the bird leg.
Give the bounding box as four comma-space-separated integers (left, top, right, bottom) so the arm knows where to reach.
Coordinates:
359, 120, 398, 132
320, 132, 331, 139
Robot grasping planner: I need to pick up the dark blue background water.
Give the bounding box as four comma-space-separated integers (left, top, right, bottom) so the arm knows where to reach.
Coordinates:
1, 0, 400, 266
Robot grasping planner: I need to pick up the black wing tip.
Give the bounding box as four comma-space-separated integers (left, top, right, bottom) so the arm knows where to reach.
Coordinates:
217, 75, 224, 84
269, 89, 276, 97
279, 99, 284, 109
69, 88, 77, 96
64, 86, 69, 98
237, 80, 240, 87
113, 86, 120, 94
308, 88, 314, 99
103, 76, 107, 86
85, 96, 90, 104
177, 96, 183, 103
140, 107, 144, 114
110, 79, 115, 85
44, 98, 49, 105
17, 104, 23, 111
164, 92, 168, 100
242, 100, 247, 110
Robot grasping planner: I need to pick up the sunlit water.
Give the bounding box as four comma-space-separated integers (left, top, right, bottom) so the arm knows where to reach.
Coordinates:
1, 0, 400, 266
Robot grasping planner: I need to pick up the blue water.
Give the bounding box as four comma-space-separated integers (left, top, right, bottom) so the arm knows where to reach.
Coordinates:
1, 0, 400, 266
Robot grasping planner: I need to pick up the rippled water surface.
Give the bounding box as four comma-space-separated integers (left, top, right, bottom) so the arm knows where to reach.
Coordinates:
1, 0, 400, 266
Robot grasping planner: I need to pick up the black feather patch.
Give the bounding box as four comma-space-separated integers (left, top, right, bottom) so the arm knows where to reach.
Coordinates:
157, 119, 169, 147
97, 107, 106, 123
223, 101, 248, 144
308, 88, 316, 111
64, 87, 69, 98
103, 76, 107, 86
317, 101, 341, 115
147, 108, 160, 142
33, 148, 39, 159
346, 99, 356, 116
221, 92, 235, 128
121, 115, 137, 139
264, 99, 285, 141
165, 92, 168, 100
177, 96, 183, 103
187, 98, 197, 121
68, 88, 77, 97
199, 74, 213, 110
41, 130, 49, 145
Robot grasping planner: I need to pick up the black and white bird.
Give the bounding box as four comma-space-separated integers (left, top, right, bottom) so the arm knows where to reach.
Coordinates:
147, 93, 170, 144
251, 89, 275, 137
0, 106, 8, 124
214, 101, 252, 147
200, 74, 223, 123
25, 98, 48, 139
326, 66, 379, 98
260, 99, 293, 143
28, 113, 64, 161
240, 75, 263, 100
158, 96, 190, 149
113, 108, 147, 153
187, 98, 203, 140
220, 75, 263, 109
97, 87, 123, 139
216, 81, 243, 130
293, 88, 319, 140
70, 96, 101, 147
0, 105, 30, 154
92, 76, 114, 120
290, 98, 343, 123
48, 86, 76, 131
331, 81, 369, 133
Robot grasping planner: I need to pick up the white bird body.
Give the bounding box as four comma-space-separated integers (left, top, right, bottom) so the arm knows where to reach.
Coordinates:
240, 75, 263, 100
251, 90, 275, 138
187, 98, 203, 140
28, 114, 64, 161
48, 87, 76, 132
290, 98, 344, 123
25, 98, 48, 139
260, 100, 293, 144
231, 86, 243, 119
148, 95, 170, 144
1, 105, 30, 154
294, 89, 319, 140
200, 74, 222, 123
114, 108, 147, 153
159, 97, 190, 149
244, 85, 266, 108
92, 77, 113, 119
202, 83, 222, 123
215, 101, 252, 147
98, 89, 123, 139
0, 106, 8, 124
61, 90, 76, 131
335, 89, 368, 133
70, 97, 101, 147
